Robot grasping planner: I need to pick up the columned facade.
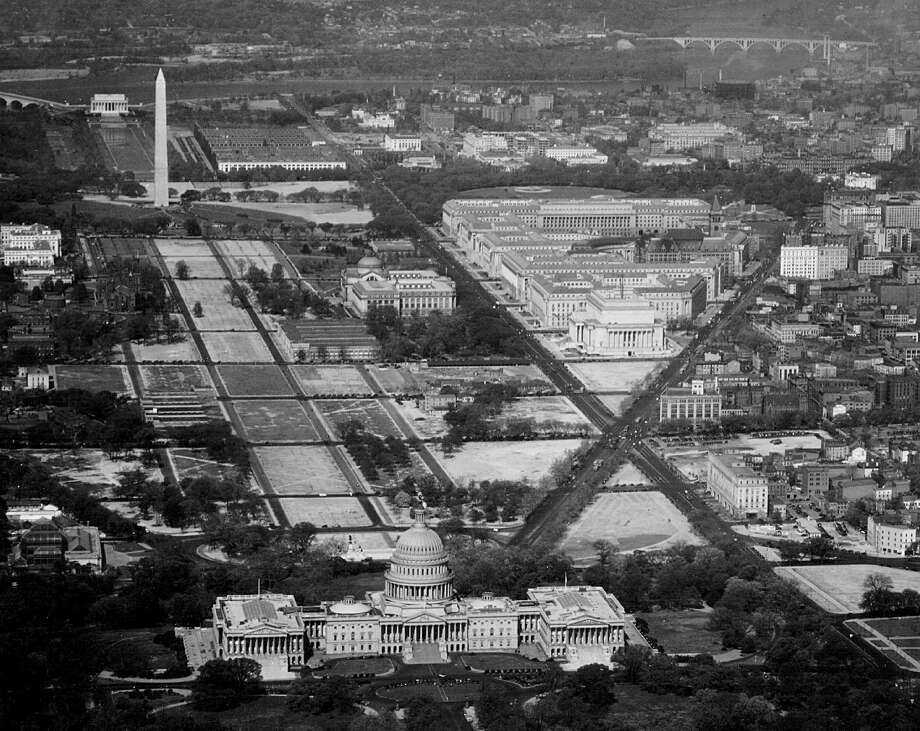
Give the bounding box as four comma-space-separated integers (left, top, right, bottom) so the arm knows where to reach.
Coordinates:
194, 519, 645, 676
384, 519, 455, 604
569, 294, 668, 357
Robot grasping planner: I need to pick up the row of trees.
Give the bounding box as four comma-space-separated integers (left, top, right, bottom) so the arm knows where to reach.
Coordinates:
341, 419, 411, 481
367, 305, 527, 360
1, 452, 143, 542
115, 469, 262, 531
1, 388, 157, 456
372, 158, 830, 230
241, 262, 330, 318
391, 474, 534, 523
439, 381, 585, 449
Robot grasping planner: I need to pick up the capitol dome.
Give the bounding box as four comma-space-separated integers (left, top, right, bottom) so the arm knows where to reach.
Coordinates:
384, 515, 454, 604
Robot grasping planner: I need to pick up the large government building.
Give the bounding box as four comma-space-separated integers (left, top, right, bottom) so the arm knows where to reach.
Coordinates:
180, 519, 643, 678
440, 195, 743, 346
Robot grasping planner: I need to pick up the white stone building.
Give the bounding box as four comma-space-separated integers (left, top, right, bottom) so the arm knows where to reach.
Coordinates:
544, 146, 608, 165
185, 519, 643, 678
90, 93, 129, 116
568, 294, 666, 357
1, 223, 62, 256
867, 516, 919, 556
648, 122, 739, 151
341, 256, 456, 317
779, 244, 848, 280
384, 134, 422, 152
659, 381, 722, 426
706, 452, 769, 519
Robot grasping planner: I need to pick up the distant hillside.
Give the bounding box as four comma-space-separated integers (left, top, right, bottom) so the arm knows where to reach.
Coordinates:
0, 0, 902, 54
1, 0, 897, 39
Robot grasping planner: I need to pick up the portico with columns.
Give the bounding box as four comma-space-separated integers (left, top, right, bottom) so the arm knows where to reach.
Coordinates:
569, 293, 667, 356
195, 517, 645, 675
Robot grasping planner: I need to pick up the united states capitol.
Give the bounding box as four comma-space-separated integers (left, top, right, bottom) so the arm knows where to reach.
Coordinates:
178, 518, 646, 679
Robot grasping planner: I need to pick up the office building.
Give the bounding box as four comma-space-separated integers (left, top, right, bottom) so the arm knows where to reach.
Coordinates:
648, 122, 739, 151
659, 381, 722, 426
867, 515, 919, 556
383, 134, 422, 153
780, 244, 848, 280
707, 452, 769, 519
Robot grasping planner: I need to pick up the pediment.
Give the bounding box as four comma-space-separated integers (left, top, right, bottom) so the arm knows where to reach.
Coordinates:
238, 624, 290, 636
402, 613, 446, 625
563, 616, 610, 628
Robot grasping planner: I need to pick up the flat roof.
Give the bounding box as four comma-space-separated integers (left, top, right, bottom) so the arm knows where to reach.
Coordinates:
281, 319, 379, 346
527, 585, 625, 624
218, 594, 303, 631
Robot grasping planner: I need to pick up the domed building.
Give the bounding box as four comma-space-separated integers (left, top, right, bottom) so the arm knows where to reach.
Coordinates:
194, 516, 644, 679
340, 254, 456, 318
383, 518, 454, 603
354, 254, 384, 275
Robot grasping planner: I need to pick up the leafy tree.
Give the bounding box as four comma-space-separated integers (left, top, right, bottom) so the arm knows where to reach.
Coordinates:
477, 679, 525, 731
688, 690, 778, 730
192, 301, 204, 317
802, 535, 835, 559
287, 675, 355, 715
403, 697, 442, 731
861, 573, 896, 613
613, 644, 651, 684
192, 658, 263, 711
567, 663, 616, 708
175, 260, 190, 279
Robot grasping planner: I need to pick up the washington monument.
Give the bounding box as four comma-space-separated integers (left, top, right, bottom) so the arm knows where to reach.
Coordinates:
154, 68, 168, 207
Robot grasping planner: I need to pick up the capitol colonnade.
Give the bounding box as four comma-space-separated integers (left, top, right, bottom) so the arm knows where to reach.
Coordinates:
192, 516, 645, 678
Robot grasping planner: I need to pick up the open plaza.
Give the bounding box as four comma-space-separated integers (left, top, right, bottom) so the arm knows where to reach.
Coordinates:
154, 238, 226, 278
276, 496, 373, 527
567, 360, 667, 393
775, 564, 920, 614
198, 331, 274, 362
216, 364, 293, 396
174, 279, 256, 331
498, 395, 598, 433
315, 399, 405, 439
215, 239, 285, 275
254, 445, 353, 495
559, 491, 704, 565
290, 364, 375, 396
140, 364, 212, 392
365, 363, 557, 397
54, 364, 133, 395
230, 400, 321, 443
433, 439, 585, 484
129, 335, 202, 363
